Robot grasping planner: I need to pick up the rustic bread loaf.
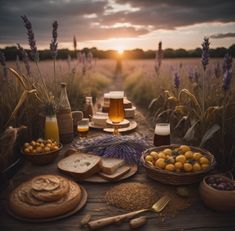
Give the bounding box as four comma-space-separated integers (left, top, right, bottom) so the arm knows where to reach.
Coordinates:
57, 153, 101, 179
9, 175, 82, 219
99, 165, 130, 181
101, 158, 125, 175
31, 175, 69, 202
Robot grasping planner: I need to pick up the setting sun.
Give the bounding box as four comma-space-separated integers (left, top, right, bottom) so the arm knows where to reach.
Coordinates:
117, 48, 124, 54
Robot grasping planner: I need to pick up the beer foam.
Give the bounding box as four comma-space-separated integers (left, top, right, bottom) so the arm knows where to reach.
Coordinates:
109, 91, 124, 99
104, 93, 110, 98
154, 123, 170, 135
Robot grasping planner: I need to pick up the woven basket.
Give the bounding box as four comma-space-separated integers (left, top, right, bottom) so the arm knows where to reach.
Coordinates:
141, 145, 216, 185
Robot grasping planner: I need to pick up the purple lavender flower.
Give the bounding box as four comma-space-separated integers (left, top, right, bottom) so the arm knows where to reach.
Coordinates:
21, 15, 38, 61
201, 37, 210, 71
222, 69, 232, 91
223, 53, 232, 72
222, 53, 233, 91
174, 72, 180, 89
50, 20, 58, 59
17, 43, 31, 77
0, 50, 8, 81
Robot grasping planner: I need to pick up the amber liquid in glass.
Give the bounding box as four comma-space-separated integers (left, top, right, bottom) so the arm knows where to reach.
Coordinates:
108, 98, 125, 123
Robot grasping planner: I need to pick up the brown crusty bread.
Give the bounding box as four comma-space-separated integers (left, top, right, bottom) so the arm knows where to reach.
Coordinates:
57, 153, 101, 180
9, 175, 82, 219
101, 158, 125, 175
99, 165, 130, 181
31, 175, 69, 202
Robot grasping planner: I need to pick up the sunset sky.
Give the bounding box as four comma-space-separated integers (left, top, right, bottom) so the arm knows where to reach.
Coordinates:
0, 0, 235, 51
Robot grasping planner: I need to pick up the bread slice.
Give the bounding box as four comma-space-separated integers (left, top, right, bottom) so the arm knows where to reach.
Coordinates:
101, 158, 125, 175
99, 165, 130, 181
58, 153, 101, 180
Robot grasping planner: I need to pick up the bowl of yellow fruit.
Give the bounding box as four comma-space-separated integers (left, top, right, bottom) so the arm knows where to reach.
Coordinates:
141, 144, 216, 185
21, 139, 62, 165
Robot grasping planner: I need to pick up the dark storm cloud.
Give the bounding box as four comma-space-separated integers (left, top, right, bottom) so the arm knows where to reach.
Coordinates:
111, 0, 235, 29
210, 33, 235, 39
0, 0, 234, 47
0, 0, 109, 46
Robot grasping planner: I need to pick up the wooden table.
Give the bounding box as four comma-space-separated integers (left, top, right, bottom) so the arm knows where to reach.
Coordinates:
0, 111, 235, 231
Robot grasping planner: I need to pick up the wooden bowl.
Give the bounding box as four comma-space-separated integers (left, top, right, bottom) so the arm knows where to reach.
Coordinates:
22, 144, 63, 165
141, 145, 216, 185
199, 175, 235, 212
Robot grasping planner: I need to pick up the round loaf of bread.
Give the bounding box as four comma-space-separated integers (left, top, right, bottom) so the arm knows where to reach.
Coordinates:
31, 175, 69, 202
9, 175, 82, 219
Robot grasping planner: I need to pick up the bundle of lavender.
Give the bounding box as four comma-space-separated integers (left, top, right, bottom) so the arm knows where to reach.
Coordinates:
72, 135, 149, 165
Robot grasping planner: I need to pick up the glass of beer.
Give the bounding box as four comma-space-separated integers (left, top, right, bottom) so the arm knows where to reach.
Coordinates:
154, 123, 171, 146
77, 118, 89, 138
108, 91, 125, 135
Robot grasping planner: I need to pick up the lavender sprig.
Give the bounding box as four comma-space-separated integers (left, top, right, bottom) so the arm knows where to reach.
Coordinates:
222, 69, 232, 91
21, 15, 38, 61
50, 20, 58, 59
0, 51, 8, 81
174, 72, 180, 89
222, 53, 233, 91
223, 53, 232, 72
17, 43, 31, 77
201, 37, 210, 71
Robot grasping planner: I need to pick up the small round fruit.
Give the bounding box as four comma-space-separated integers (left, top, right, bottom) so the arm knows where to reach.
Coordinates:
146, 161, 154, 166
193, 152, 202, 160
176, 187, 189, 198
24, 142, 30, 148
28, 146, 33, 152
155, 158, 166, 169
183, 163, 193, 172
24, 148, 30, 153
179, 145, 191, 153
40, 143, 45, 148
163, 148, 172, 156
175, 161, 183, 170
32, 149, 37, 154
199, 157, 209, 165
31, 141, 36, 146
150, 151, 158, 158
166, 156, 175, 164
145, 155, 153, 162
165, 164, 175, 171
176, 155, 186, 163
192, 162, 201, 172
158, 152, 166, 159
44, 146, 50, 152
36, 147, 43, 153
46, 143, 52, 148
201, 164, 209, 170
184, 151, 193, 159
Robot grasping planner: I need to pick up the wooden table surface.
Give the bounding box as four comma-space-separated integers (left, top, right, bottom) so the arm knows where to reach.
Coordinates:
0, 111, 235, 231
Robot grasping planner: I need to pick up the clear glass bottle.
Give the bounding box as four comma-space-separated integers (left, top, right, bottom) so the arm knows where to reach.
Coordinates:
56, 82, 73, 144
83, 96, 93, 120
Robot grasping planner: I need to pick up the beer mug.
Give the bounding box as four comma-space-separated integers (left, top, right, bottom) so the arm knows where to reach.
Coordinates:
154, 123, 171, 146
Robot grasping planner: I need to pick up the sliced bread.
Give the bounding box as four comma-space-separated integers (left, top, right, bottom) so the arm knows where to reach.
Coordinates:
99, 165, 130, 181
101, 158, 125, 175
58, 153, 101, 179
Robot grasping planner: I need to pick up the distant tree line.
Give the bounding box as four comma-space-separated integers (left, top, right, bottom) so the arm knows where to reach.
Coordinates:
1, 44, 234, 61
